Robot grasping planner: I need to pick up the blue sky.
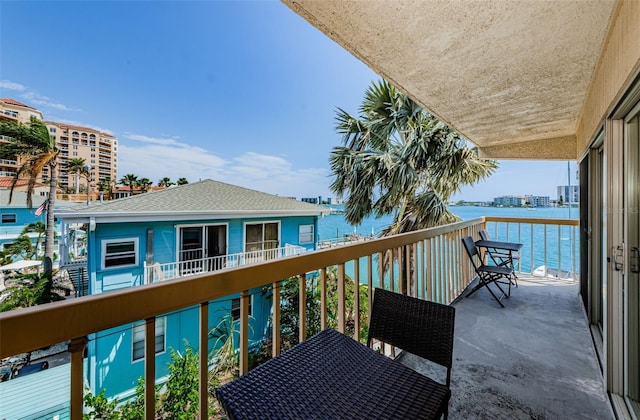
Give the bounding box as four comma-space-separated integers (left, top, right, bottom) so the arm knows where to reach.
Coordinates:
0, 1, 577, 201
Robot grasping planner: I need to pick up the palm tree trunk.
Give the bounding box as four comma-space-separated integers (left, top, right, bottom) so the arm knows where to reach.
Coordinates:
44, 161, 57, 277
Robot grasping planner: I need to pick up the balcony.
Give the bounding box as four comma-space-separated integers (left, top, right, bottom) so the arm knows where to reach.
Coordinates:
143, 244, 308, 283
0, 216, 611, 419
0, 158, 17, 166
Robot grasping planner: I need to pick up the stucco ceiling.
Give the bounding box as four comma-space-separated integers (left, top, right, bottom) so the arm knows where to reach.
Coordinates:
283, 0, 618, 159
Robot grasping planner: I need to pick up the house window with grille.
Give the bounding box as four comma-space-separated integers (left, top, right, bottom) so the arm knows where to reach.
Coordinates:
245, 222, 279, 252
102, 238, 138, 269
1, 214, 17, 224
299, 224, 314, 244
132, 317, 165, 361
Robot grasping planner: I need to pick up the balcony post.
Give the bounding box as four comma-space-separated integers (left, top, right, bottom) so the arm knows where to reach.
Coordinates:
367, 256, 373, 323
320, 268, 327, 330
145, 317, 156, 420
239, 290, 249, 375
199, 302, 209, 420
272, 281, 281, 356
353, 258, 360, 341
337, 263, 345, 333
69, 336, 88, 420
298, 274, 306, 342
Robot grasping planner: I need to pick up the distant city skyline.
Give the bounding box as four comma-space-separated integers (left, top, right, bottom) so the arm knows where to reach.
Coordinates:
1, 2, 579, 201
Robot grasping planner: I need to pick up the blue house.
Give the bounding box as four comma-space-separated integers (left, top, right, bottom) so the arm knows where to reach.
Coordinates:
56, 179, 327, 400
0, 189, 47, 259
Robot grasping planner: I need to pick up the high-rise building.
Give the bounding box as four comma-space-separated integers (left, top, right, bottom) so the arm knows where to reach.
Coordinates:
43, 122, 118, 191
0, 99, 44, 177
0, 98, 117, 192
557, 185, 579, 204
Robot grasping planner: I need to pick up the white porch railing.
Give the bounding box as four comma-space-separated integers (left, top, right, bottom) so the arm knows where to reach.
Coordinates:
144, 244, 308, 283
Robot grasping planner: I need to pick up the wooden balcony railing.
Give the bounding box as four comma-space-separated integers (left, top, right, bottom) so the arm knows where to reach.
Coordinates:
0, 216, 578, 419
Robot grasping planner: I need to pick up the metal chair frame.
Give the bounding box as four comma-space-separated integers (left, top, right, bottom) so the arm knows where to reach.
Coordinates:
462, 236, 513, 308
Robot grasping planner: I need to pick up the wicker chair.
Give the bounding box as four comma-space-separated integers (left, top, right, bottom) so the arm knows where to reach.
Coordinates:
367, 288, 456, 419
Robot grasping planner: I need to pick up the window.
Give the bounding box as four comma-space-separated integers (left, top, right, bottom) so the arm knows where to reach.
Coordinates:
73, 145, 78, 150
72, 152, 78, 156
132, 317, 165, 361
299, 224, 314, 244
231, 296, 253, 321
102, 238, 138, 269
49, 127, 56, 133
1, 214, 17, 224
245, 222, 279, 252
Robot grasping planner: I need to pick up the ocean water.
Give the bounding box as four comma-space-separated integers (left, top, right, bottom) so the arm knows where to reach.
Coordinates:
317, 205, 580, 287
318, 205, 577, 240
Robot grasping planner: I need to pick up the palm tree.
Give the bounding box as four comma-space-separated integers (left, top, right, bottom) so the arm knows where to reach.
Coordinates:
97, 176, 116, 200
119, 173, 138, 195
330, 81, 497, 291
0, 117, 59, 277
330, 80, 497, 235
176, 177, 188, 186
22, 221, 46, 259
158, 177, 174, 187
137, 177, 153, 193
66, 157, 88, 195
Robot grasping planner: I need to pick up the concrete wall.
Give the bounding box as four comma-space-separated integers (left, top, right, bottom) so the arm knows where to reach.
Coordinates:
577, 0, 640, 155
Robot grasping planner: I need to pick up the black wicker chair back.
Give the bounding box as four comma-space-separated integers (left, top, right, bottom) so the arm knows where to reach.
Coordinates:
367, 288, 455, 387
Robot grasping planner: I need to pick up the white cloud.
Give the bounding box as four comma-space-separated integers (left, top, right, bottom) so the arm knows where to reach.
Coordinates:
0, 80, 80, 112
220, 152, 332, 198
118, 134, 228, 183
21, 91, 80, 112
0, 80, 26, 91
117, 138, 332, 198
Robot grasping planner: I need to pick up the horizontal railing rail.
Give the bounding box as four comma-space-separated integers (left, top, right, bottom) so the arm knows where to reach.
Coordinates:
484, 216, 579, 279
145, 244, 308, 283
0, 216, 577, 419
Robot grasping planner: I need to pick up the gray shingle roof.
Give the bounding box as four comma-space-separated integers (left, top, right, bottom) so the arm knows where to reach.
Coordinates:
57, 179, 327, 218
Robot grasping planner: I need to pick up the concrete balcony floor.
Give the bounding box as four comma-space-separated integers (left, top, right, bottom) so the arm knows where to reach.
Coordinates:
400, 276, 614, 419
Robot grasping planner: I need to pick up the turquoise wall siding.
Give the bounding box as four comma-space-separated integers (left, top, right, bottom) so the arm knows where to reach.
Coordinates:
88, 288, 273, 400
86, 214, 316, 399
0, 207, 46, 250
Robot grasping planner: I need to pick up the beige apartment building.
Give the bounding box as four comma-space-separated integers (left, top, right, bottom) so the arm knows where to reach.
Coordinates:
0, 98, 117, 192
0, 98, 44, 178
43, 122, 118, 192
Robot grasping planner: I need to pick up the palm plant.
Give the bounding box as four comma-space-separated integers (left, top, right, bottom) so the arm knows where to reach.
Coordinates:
23, 221, 46, 259
158, 177, 174, 187
0, 117, 59, 277
137, 177, 153, 193
176, 177, 188, 186
66, 157, 88, 195
97, 176, 115, 200
119, 173, 138, 195
330, 80, 497, 235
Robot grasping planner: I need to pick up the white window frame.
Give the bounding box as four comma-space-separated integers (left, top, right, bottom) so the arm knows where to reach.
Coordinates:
299, 224, 314, 244
101, 237, 139, 270
1, 214, 17, 224
132, 317, 166, 362
243, 220, 280, 252
231, 295, 253, 321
